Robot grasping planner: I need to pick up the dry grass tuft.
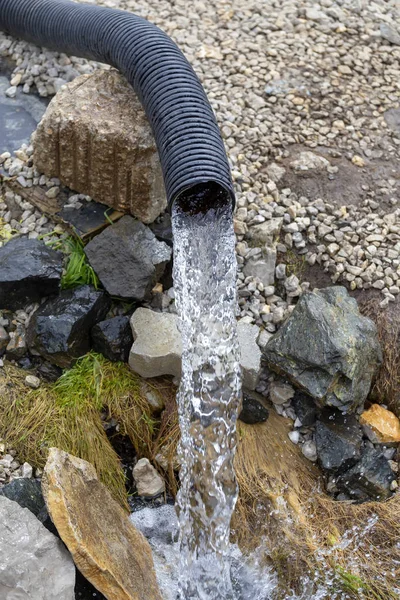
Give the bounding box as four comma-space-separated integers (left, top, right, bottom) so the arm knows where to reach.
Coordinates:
0, 354, 173, 509
233, 411, 400, 598
359, 299, 400, 417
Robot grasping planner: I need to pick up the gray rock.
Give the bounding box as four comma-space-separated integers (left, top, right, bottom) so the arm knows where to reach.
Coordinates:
264, 287, 382, 412
336, 447, 396, 501
0, 478, 48, 523
129, 308, 261, 388
0, 238, 63, 311
25, 374, 41, 389
27, 285, 111, 368
0, 496, 75, 599
237, 321, 261, 390
129, 308, 182, 378
292, 391, 318, 426
91, 315, 133, 362
380, 23, 400, 46
301, 440, 317, 462
243, 247, 277, 287
269, 381, 295, 405
315, 408, 363, 473
133, 458, 165, 498
84, 217, 171, 301
246, 218, 283, 245
290, 151, 330, 174
6, 324, 27, 360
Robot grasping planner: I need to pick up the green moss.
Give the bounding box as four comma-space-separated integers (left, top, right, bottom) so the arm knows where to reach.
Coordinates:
0, 353, 163, 509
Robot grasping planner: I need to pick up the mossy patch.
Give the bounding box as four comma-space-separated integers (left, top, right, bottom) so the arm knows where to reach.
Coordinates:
0, 353, 174, 509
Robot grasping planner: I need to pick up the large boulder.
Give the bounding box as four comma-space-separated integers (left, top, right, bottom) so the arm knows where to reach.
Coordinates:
91, 315, 133, 362
33, 70, 166, 224
0, 495, 75, 599
27, 285, 110, 367
129, 308, 261, 389
42, 448, 162, 600
264, 287, 382, 412
84, 216, 171, 301
0, 238, 62, 310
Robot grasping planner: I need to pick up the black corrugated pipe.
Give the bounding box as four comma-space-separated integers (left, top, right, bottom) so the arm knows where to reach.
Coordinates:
0, 0, 235, 213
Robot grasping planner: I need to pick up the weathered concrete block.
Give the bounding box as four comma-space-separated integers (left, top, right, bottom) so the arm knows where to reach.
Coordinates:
33, 70, 166, 223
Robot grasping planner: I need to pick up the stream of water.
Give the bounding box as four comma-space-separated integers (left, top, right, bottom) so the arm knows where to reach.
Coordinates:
171, 188, 242, 599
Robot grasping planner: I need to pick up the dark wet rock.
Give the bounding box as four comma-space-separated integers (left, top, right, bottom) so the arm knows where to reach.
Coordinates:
6, 324, 27, 359
91, 316, 133, 362
0, 325, 9, 355
315, 408, 363, 473
0, 238, 63, 311
337, 447, 396, 501
17, 356, 34, 370
84, 216, 171, 301
264, 287, 382, 412
149, 213, 173, 247
292, 390, 318, 426
36, 361, 63, 382
27, 285, 111, 368
0, 478, 47, 521
239, 391, 269, 424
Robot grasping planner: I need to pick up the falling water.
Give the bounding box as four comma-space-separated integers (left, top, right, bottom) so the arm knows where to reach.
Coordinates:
171, 185, 242, 599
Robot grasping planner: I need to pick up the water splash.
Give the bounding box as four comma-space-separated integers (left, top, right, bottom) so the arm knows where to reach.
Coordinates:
171, 197, 242, 599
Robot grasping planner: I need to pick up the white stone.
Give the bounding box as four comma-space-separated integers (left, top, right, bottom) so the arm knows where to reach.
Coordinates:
288, 430, 300, 444
0, 496, 75, 599
133, 458, 165, 498
301, 440, 317, 462
25, 375, 41, 389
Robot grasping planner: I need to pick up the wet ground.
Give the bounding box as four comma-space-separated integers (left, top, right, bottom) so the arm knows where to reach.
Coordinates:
0, 57, 48, 155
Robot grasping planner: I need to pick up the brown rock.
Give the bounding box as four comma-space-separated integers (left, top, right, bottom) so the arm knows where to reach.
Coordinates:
33, 70, 166, 224
42, 448, 162, 600
360, 404, 400, 444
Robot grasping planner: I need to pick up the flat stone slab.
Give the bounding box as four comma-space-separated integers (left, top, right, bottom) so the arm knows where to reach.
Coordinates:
42, 448, 162, 600
129, 308, 261, 389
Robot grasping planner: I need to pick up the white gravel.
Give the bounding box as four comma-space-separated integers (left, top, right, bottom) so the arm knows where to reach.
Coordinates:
1, 0, 400, 324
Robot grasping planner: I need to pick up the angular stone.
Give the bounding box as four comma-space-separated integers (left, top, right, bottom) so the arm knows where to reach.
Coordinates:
270, 381, 295, 405
264, 287, 382, 412
91, 315, 133, 362
0, 495, 75, 599
290, 151, 330, 174
292, 391, 318, 426
337, 447, 396, 501
360, 404, 400, 444
33, 70, 166, 223
42, 448, 162, 600
243, 247, 277, 287
133, 458, 165, 498
0, 478, 49, 523
0, 238, 62, 311
237, 321, 261, 390
380, 23, 400, 46
130, 308, 261, 388
84, 217, 171, 301
27, 285, 111, 367
246, 218, 283, 245
129, 308, 182, 378
315, 408, 362, 473
6, 324, 27, 360
239, 391, 269, 424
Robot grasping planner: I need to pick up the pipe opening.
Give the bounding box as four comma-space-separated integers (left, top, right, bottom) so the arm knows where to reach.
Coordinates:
173, 182, 234, 216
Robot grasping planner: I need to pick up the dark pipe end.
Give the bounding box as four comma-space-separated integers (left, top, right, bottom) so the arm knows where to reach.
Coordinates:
172, 182, 235, 216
